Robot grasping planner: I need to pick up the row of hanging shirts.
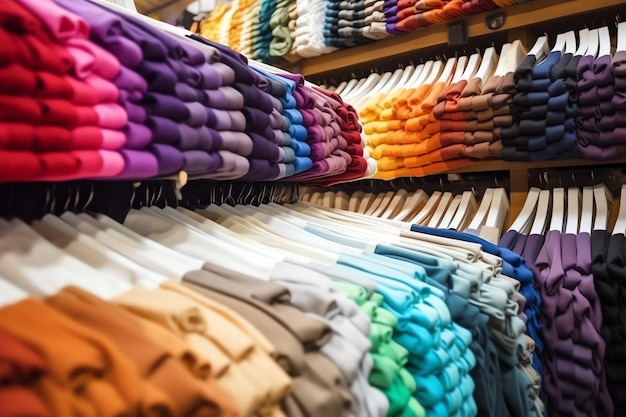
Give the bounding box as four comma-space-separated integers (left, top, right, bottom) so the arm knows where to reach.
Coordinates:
318, 20, 626, 179
301, 181, 626, 240
331, 23, 622, 110
303, 179, 625, 416
1, 184, 556, 417
300, 185, 509, 243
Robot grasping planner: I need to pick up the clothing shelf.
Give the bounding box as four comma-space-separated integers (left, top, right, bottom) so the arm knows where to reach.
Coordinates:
293, 0, 624, 79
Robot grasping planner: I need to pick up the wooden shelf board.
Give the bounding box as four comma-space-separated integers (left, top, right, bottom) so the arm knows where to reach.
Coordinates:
445, 157, 626, 175
298, 0, 624, 77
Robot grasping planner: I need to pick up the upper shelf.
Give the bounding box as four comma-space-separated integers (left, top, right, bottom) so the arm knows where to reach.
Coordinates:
444, 157, 626, 175
296, 0, 624, 77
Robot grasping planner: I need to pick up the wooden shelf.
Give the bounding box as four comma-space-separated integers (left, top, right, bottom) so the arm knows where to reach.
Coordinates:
445, 157, 626, 175
297, 0, 625, 77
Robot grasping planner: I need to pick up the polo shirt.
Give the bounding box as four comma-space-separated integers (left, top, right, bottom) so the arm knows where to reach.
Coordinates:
336, 253, 478, 417
115, 282, 287, 417
592, 231, 626, 383
45, 286, 239, 417
535, 230, 613, 417
0, 298, 178, 417
180, 270, 353, 417
413, 225, 542, 358
373, 244, 505, 416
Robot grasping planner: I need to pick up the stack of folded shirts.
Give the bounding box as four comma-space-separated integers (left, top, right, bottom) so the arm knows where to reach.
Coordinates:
363, 67, 475, 180
386, 0, 465, 35
267, 0, 297, 61
199, 2, 232, 42
0, 0, 366, 184
313, 87, 371, 184
252, 0, 277, 60
287, 85, 367, 182
253, 68, 302, 179
501, 50, 579, 161
0, 0, 131, 182
323, 0, 388, 49
576, 47, 626, 158
292, 0, 338, 58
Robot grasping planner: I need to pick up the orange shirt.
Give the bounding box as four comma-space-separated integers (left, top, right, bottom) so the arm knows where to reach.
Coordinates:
0, 299, 155, 417
422, 0, 464, 24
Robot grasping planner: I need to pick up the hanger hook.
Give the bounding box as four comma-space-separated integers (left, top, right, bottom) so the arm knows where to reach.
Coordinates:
83, 184, 95, 212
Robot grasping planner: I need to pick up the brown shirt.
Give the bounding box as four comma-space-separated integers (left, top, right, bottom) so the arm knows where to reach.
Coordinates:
182, 268, 354, 417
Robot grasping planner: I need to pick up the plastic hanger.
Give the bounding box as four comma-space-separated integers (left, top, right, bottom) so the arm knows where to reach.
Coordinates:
394, 65, 416, 90
75, 212, 204, 272
338, 76, 364, 98
346, 72, 392, 102
356, 192, 375, 214
450, 55, 468, 84
593, 183, 613, 231
334, 80, 349, 95
427, 192, 453, 227
436, 56, 457, 85
59, 212, 193, 279
344, 73, 379, 101
322, 191, 335, 208
449, 190, 478, 231
234, 205, 360, 256
422, 60, 445, 86
575, 28, 590, 56
550, 33, 567, 53
482, 187, 509, 243
410, 61, 435, 88
375, 67, 410, 97
438, 194, 462, 229
527, 35, 550, 61
549, 188, 565, 232
508, 187, 541, 233
164, 206, 283, 260
612, 184, 626, 235
376, 68, 405, 93
348, 191, 365, 212
586, 29, 600, 58
364, 192, 387, 216
460, 52, 481, 81
598, 26, 612, 57
300, 189, 313, 202
334, 191, 350, 210
411, 191, 442, 225
579, 186, 594, 235
565, 187, 581, 235
354, 68, 403, 109
371, 191, 396, 217
203, 206, 340, 263
564, 30, 577, 54
400, 63, 425, 89
466, 188, 494, 232
493, 43, 512, 77
279, 203, 456, 259
497, 40, 527, 76
380, 189, 409, 219
309, 191, 322, 204
530, 190, 551, 235
473, 47, 498, 82
138, 208, 278, 278
618, 21, 626, 52
392, 189, 428, 222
